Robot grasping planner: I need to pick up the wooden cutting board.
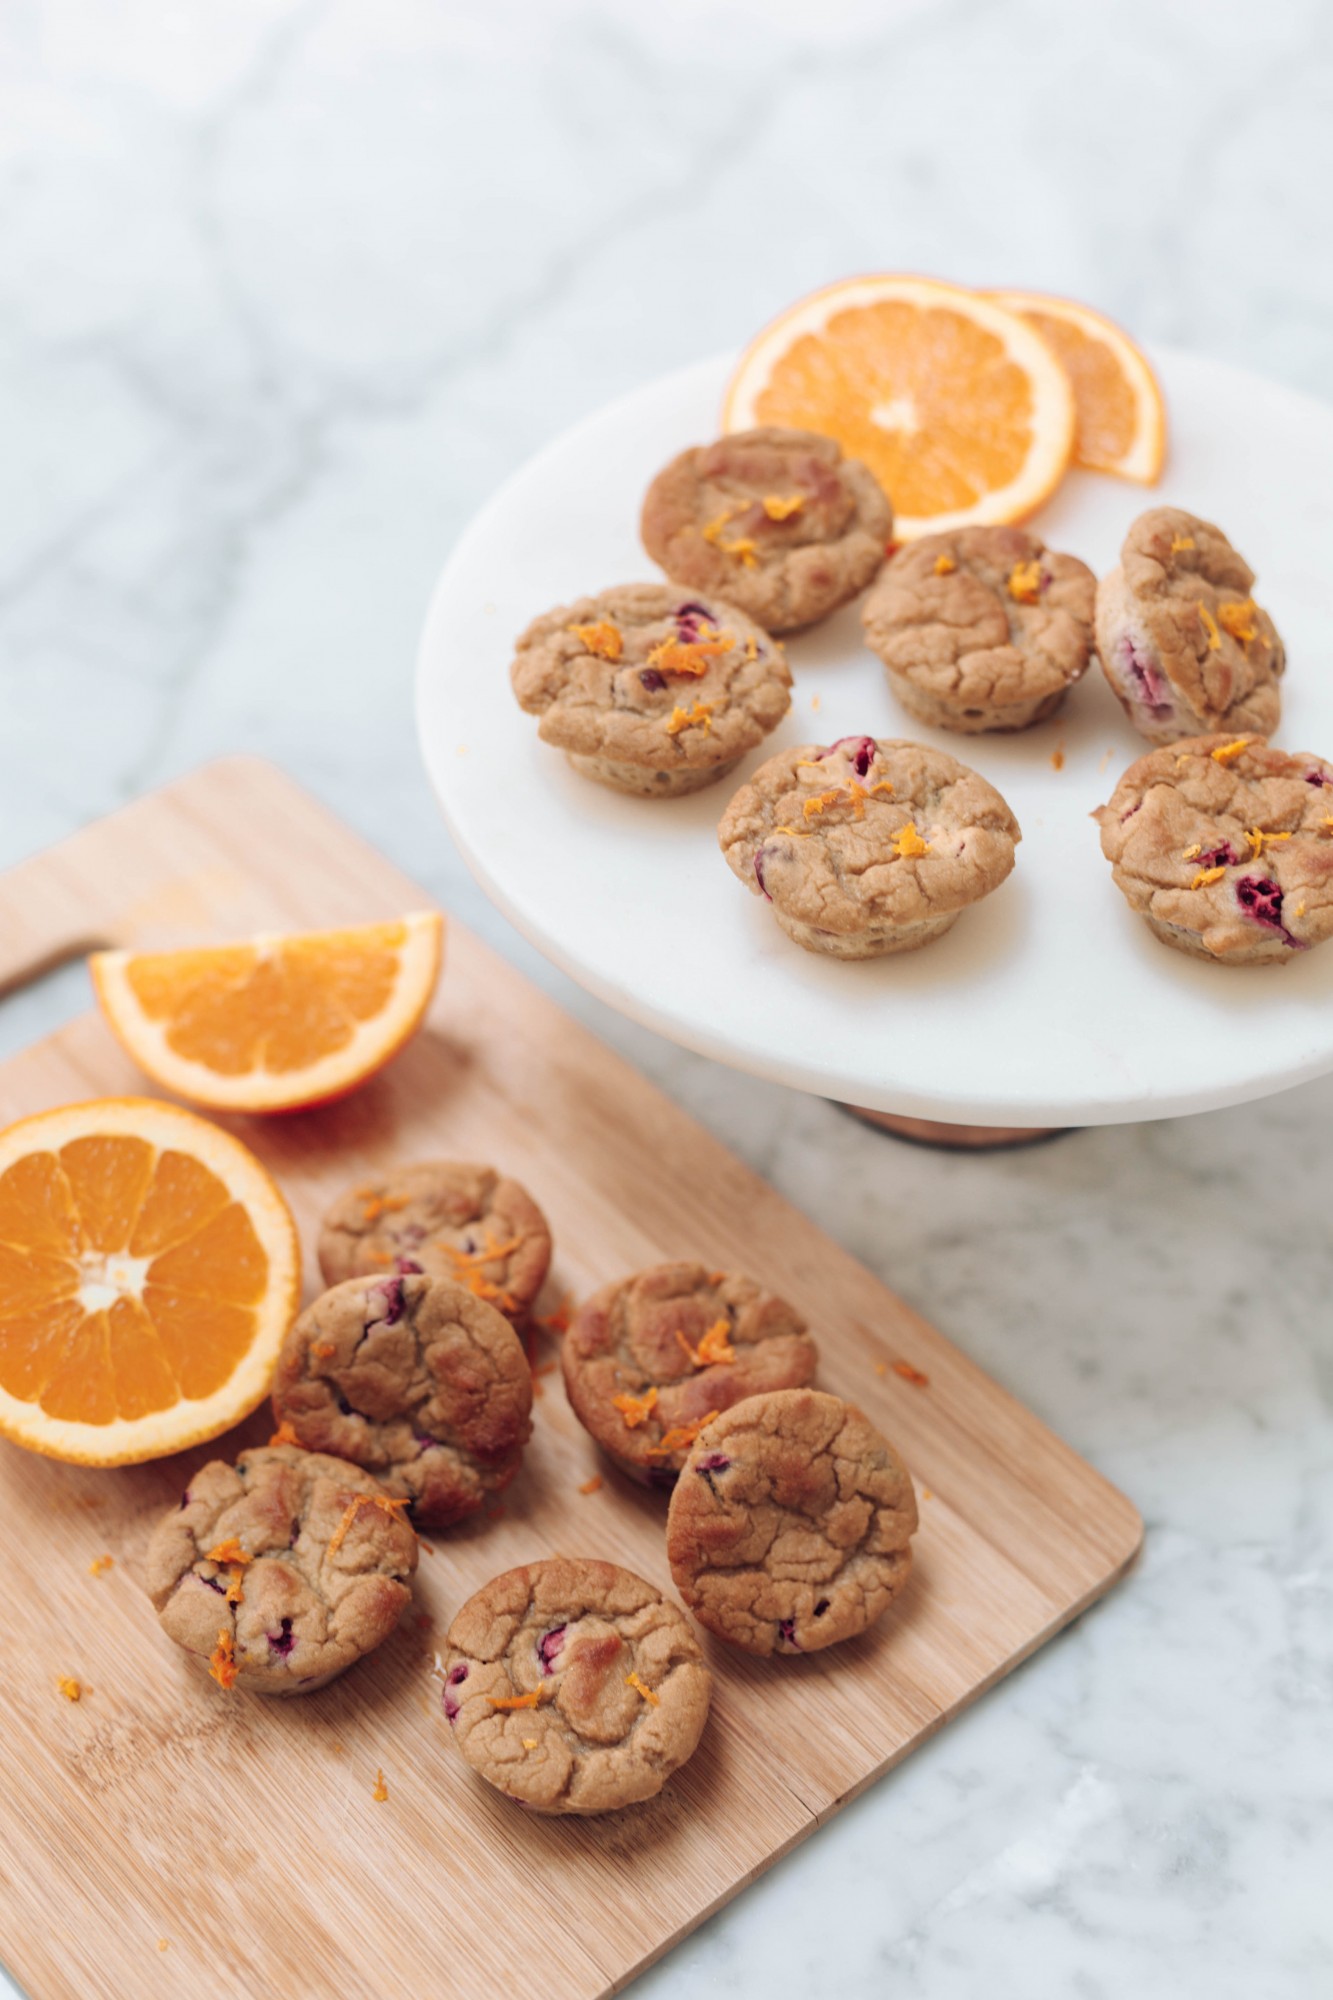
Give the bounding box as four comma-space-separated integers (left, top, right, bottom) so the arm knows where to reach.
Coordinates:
0, 759, 1142, 2000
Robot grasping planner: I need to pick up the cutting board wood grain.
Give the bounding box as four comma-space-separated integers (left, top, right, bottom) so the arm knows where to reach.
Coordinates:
0, 759, 1142, 2000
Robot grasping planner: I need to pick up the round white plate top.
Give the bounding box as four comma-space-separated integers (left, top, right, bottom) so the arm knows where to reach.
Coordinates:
417, 348, 1333, 1126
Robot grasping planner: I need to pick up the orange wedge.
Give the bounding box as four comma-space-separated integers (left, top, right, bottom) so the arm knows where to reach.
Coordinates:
987, 289, 1166, 483
722, 274, 1075, 538
0, 1098, 300, 1464
90, 913, 444, 1114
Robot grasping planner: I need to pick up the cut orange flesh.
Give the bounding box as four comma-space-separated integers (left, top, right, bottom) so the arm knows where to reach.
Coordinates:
0, 1098, 300, 1464
722, 274, 1076, 538
986, 289, 1166, 483
90, 913, 443, 1113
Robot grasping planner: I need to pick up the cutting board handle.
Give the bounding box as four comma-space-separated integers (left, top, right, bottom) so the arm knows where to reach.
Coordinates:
0, 849, 115, 999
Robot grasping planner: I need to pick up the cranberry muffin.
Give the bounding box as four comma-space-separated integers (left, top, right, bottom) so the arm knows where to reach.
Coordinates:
318, 1160, 551, 1325
271, 1272, 533, 1528
862, 525, 1096, 732
511, 583, 790, 796
1093, 733, 1333, 962
561, 1262, 818, 1487
146, 1444, 418, 1694
719, 734, 1020, 958
442, 1558, 711, 1814
641, 426, 893, 633
666, 1389, 918, 1656
1096, 507, 1285, 743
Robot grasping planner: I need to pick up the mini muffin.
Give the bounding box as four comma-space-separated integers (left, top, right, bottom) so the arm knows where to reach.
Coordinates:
666, 1389, 917, 1656
511, 583, 791, 797
146, 1444, 418, 1695
1093, 733, 1333, 963
271, 1272, 533, 1527
1096, 506, 1285, 744
861, 525, 1096, 732
561, 1262, 818, 1488
318, 1160, 551, 1324
641, 426, 893, 633
441, 1557, 711, 1814
718, 735, 1020, 958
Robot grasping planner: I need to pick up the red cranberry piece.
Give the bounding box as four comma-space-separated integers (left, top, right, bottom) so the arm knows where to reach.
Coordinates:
269, 1617, 295, 1658
777, 1617, 800, 1650
443, 1662, 468, 1722
378, 1277, 405, 1326
1236, 875, 1304, 948
640, 667, 667, 691
537, 1625, 566, 1673
754, 850, 771, 900
828, 734, 877, 778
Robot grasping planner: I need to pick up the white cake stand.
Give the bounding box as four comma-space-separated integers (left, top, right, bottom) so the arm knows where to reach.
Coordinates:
416, 347, 1333, 1139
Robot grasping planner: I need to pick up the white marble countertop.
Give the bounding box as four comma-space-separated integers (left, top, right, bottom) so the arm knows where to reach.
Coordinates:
2, 3, 1330, 1995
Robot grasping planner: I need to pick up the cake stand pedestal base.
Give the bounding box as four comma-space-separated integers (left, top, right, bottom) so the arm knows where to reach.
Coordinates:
842, 1107, 1070, 1150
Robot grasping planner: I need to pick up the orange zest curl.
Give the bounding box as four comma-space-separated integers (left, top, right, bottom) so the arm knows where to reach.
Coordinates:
646, 633, 735, 679
933, 554, 956, 576
207, 1538, 251, 1566
892, 1359, 930, 1387
665, 700, 714, 737
892, 822, 931, 859
88, 1555, 114, 1578
761, 493, 804, 521
772, 823, 809, 838
1191, 866, 1227, 889
372, 1769, 389, 1802
625, 1671, 660, 1706
1170, 534, 1196, 553
1007, 560, 1042, 604
327, 1491, 412, 1560
1246, 827, 1292, 859
1197, 602, 1222, 651
488, 1686, 546, 1712
1211, 738, 1251, 765
702, 508, 759, 568
645, 1410, 720, 1458
578, 1475, 604, 1496
1323, 816, 1333, 834
1218, 600, 1258, 643
612, 1386, 658, 1430
803, 787, 845, 821
677, 1319, 736, 1369
208, 1629, 238, 1691
1182, 844, 1202, 862
568, 619, 624, 662
536, 1295, 573, 1336
269, 1420, 300, 1447
312, 1342, 336, 1360
1050, 746, 1065, 772
57, 1676, 82, 1702
745, 632, 758, 663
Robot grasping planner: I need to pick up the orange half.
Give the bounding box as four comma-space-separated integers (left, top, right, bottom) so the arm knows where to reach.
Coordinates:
0, 1098, 300, 1464
722, 274, 1076, 538
987, 288, 1166, 483
90, 913, 444, 1114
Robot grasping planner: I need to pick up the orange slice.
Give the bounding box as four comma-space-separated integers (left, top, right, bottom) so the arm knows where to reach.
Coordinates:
722, 274, 1075, 538
90, 913, 444, 1114
987, 289, 1165, 483
0, 1097, 300, 1464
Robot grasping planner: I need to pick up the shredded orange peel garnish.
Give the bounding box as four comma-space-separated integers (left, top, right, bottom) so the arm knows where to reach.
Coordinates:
1182, 844, 1203, 861
269, 1420, 300, 1447
578, 1475, 603, 1496
1171, 534, 1196, 553
665, 700, 714, 737
803, 788, 845, 821
761, 493, 804, 521
568, 619, 624, 661
892, 1359, 930, 1387
208, 1629, 238, 1691
536, 1295, 573, 1336
625, 1671, 660, 1706
57, 1676, 82, 1702
327, 1491, 412, 1559
1246, 827, 1292, 858
677, 1319, 736, 1369
1218, 600, 1258, 643
1008, 560, 1042, 605
646, 633, 735, 679
933, 554, 956, 576
702, 509, 759, 568
892, 822, 931, 859
1191, 866, 1227, 889
646, 1410, 720, 1458
613, 1386, 658, 1429
1211, 739, 1251, 765
488, 1685, 547, 1712
89, 1555, 114, 1578
372, 1769, 389, 1802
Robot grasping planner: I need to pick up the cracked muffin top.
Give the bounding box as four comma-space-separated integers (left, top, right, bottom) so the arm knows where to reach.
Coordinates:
318, 1160, 551, 1324
1093, 733, 1333, 961
862, 525, 1096, 710
640, 426, 893, 633
561, 1262, 818, 1485
511, 583, 790, 774
1096, 506, 1285, 741
270, 1271, 533, 1529
718, 735, 1020, 939
666, 1388, 918, 1656
442, 1557, 712, 1814
146, 1443, 418, 1695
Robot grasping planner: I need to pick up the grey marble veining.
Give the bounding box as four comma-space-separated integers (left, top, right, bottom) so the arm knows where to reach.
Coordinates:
1, 3, 1331, 1995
